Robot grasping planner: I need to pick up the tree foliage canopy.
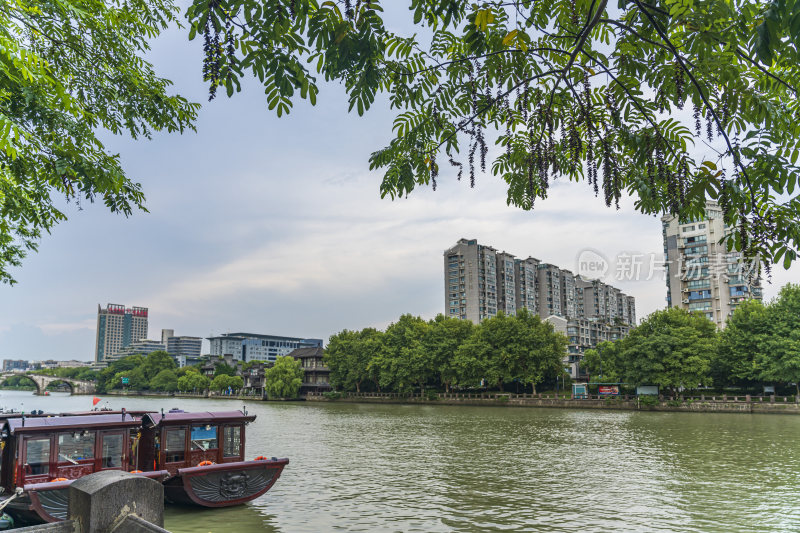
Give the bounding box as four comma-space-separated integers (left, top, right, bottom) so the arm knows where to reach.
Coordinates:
210, 373, 244, 392
714, 283, 800, 393
594, 307, 717, 390
325, 327, 384, 392
190, 0, 800, 271
177, 369, 211, 392
325, 310, 568, 393
150, 368, 179, 391
0, 0, 198, 283
264, 355, 304, 398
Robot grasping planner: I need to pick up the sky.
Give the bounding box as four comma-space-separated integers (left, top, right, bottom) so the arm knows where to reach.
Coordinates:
1, 5, 798, 361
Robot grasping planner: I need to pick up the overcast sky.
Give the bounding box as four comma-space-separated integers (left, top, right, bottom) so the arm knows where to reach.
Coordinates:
1, 5, 798, 361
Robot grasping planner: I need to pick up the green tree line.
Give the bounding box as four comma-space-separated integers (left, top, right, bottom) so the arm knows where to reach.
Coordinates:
325, 310, 569, 394
29, 352, 306, 397
583, 284, 800, 395
34, 352, 244, 393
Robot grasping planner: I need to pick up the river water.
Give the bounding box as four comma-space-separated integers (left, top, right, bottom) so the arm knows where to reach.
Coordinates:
1, 391, 798, 532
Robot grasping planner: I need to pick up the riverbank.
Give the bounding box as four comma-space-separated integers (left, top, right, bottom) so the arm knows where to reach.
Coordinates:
307, 391, 800, 415
99, 389, 800, 414
103, 390, 263, 400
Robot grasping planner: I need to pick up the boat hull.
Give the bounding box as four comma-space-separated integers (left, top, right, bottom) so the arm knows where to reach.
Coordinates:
5, 471, 169, 525
163, 458, 288, 507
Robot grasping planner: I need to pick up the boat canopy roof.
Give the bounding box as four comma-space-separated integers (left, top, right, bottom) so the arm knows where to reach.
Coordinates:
6, 414, 140, 435
142, 411, 256, 428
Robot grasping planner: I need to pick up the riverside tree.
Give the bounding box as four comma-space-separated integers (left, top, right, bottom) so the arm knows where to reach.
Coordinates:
0, 0, 198, 284
210, 373, 244, 393
177, 370, 210, 392
189, 0, 800, 271
324, 311, 568, 393
712, 299, 771, 387
142, 351, 178, 382
457, 310, 567, 392
581, 341, 624, 383
264, 355, 304, 399
372, 314, 431, 393
610, 307, 717, 392
758, 283, 800, 395
325, 327, 384, 392
150, 369, 179, 392
425, 314, 475, 393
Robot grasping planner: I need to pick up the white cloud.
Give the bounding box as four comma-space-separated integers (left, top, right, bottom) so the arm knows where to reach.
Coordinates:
38, 319, 96, 335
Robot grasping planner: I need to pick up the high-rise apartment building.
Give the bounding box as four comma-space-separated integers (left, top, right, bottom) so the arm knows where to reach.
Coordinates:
94, 304, 148, 362
444, 239, 499, 322
662, 202, 763, 327
496, 252, 517, 316
444, 239, 637, 379
537, 264, 563, 318
514, 257, 539, 315
560, 269, 577, 319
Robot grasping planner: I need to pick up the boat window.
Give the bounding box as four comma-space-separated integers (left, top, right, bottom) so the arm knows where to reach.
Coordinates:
165, 428, 186, 463
222, 426, 242, 457
58, 432, 95, 463
190, 425, 218, 451
26, 439, 50, 475
101, 434, 123, 468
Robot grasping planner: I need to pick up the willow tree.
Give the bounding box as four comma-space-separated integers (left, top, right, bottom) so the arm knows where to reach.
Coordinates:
189, 0, 800, 270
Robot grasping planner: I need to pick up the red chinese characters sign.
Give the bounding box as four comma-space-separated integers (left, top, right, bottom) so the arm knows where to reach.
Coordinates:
599, 385, 619, 396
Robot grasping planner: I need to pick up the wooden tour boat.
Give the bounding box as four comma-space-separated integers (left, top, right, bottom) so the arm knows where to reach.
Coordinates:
137, 410, 288, 508
0, 409, 287, 524
0, 412, 167, 524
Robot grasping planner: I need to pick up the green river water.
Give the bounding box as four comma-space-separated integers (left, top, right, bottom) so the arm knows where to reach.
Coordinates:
1, 390, 799, 532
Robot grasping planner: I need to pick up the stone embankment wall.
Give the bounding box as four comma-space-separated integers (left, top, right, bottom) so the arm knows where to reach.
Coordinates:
306, 392, 800, 415
104, 390, 264, 400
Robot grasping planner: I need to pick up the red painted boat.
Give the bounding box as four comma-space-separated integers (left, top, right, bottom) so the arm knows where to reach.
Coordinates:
137, 410, 287, 508
0, 412, 167, 525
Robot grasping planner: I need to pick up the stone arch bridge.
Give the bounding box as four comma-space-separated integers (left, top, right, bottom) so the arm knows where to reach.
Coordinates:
0, 372, 96, 395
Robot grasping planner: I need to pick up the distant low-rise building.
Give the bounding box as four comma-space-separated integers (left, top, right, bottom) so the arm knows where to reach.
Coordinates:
2, 359, 30, 372
162, 330, 202, 367
289, 347, 331, 395
237, 347, 330, 397
207, 333, 322, 363
56, 360, 91, 368
112, 339, 166, 359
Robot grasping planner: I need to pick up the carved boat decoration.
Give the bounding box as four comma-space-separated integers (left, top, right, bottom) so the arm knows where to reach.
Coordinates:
138, 410, 288, 508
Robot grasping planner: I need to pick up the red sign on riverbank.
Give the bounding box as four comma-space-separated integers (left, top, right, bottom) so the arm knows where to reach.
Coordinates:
599, 386, 619, 396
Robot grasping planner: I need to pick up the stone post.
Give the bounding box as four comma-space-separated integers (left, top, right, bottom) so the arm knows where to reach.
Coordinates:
69, 471, 165, 533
